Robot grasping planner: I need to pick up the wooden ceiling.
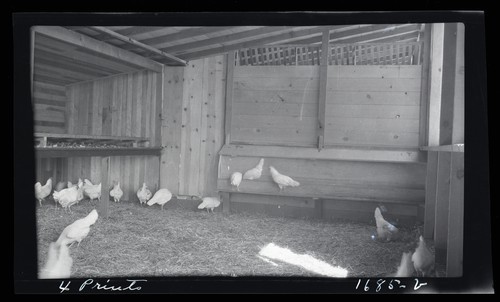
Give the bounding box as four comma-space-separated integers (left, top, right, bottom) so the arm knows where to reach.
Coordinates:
68, 24, 423, 64
33, 24, 424, 86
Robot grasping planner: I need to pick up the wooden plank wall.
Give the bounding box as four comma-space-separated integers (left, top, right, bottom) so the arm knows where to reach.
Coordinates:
231, 66, 320, 146
325, 65, 422, 147
161, 55, 226, 197
61, 69, 162, 202
32, 80, 67, 134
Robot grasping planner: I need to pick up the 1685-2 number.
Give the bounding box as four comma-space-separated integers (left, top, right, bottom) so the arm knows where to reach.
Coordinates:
355, 278, 428, 292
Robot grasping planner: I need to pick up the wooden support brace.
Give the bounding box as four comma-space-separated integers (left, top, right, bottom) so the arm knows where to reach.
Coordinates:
221, 192, 231, 214
99, 156, 110, 219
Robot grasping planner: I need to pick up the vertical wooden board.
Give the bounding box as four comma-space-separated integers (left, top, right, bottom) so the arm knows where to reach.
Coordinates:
154, 71, 163, 146
203, 57, 217, 196
91, 81, 101, 135
90, 156, 101, 185
131, 72, 139, 137
141, 71, 150, 139
198, 58, 211, 195
428, 24, 445, 146
66, 86, 75, 134
161, 67, 183, 195
224, 52, 235, 144
98, 156, 110, 218
126, 74, 133, 136
86, 83, 94, 135
115, 76, 123, 137
434, 152, 451, 264
101, 78, 112, 136
179, 65, 193, 195
452, 23, 465, 144
123, 156, 131, 201
132, 156, 140, 201
188, 60, 203, 196
446, 152, 464, 276
424, 151, 438, 239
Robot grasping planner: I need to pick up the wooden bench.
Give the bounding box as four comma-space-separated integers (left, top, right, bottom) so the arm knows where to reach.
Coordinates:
216, 144, 427, 221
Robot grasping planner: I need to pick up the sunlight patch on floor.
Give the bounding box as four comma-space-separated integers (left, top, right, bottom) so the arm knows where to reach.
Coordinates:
258, 243, 348, 277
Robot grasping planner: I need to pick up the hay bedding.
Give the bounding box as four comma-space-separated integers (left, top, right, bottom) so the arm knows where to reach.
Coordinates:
37, 198, 435, 278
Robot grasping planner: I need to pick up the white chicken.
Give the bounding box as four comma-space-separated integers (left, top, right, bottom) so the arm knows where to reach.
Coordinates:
269, 166, 300, 191
39, 242, 73, 279
243, 158, 264, 180
374, 207, 399, 242
137, 182, 152, 206
110, 181, 123, 203
412, 236, 435, 277
53, 182, 84, 212
395, 252, 415, 277
230, 172, 243, 191
197, 197, 221, 213
55, 209, 99, 247
147, 188, 173, 211
35, 178, 52, 206
83, 179, 101, 202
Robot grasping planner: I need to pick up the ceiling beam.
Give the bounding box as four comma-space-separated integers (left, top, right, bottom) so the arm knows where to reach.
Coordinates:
138, 26, 237, 47
177, 26, 341, 60
280, 24, 420, 45
89, 26, 187, 66
330, 28, 420, 44
159, 26, 304, 54
33, 26, 163, 73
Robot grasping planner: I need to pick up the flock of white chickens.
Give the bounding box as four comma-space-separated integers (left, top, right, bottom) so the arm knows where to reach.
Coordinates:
34, 177, 221, 213
35, 158, 434, 279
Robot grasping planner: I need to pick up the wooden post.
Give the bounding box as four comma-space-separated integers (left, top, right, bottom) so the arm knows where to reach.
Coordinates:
452, 23, 465, 144
317, 29, 330, 150
427, 23, 445, 146
99, 156, 110, 218
224, 51, 235, 145
221, 192, 231, 213
446, 151, 464, 276
423, 151, 438, 239
419, 25, 431, 146
30, 27, 35, 103
434, 151, 451, 265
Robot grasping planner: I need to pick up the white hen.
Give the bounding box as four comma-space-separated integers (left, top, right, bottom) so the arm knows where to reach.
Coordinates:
53, 182, 84, 212
230, 172, 243, 191
197, 197, 221, 213
147, 188, 173, 211
243, 158, 264, 180
395, 252, 415, 277
412, 236, 435, 277
55, 209, 99, 247
269, 166, 300, 191
137, 182, 152, 206
374, 207, 399, 242
39, 242, 73, 279
35, 178, 52, 206
110, 181, 123, 203
83, 179, 101, 202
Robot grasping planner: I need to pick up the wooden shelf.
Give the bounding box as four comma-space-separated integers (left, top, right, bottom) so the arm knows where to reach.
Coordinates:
219, 144, 426, 163
34, 132, 151, 148
35, 147, 162, 158
420, 144, 464, 152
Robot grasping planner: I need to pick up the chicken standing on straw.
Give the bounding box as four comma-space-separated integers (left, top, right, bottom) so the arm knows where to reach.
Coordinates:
147, 188, 173, 211
137, 183, 152, 206
55, 209, 99, 248
110, 181, 123, 203
412, 236, 435, 277
197, 197, 221, 213
373, 207, 399, 242
35, 178, 52, 206
394, 252, 415, 277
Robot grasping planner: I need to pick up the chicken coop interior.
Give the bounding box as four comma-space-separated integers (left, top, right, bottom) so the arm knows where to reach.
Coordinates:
31, 24, 465, 278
